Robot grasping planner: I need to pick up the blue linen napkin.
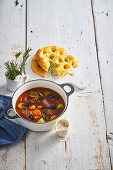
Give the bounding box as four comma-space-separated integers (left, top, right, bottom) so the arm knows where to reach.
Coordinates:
0, 95, 26, 145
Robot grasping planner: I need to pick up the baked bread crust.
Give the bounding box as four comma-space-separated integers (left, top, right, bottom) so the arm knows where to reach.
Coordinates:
53, 55, 79, 77
31, 55, 46, 77
36, 46, 67, 71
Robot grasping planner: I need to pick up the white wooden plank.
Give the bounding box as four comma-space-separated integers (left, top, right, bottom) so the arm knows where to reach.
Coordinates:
0, 0, 25, 95
26, 0, 111, 169
92, 0, 113, 166
0, 1, 26, 170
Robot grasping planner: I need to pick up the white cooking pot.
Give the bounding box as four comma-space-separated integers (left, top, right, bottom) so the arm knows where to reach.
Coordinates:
5, 79, 74, 131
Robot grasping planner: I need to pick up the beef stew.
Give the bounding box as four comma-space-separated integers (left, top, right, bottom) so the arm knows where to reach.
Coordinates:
15, 87, 65, 123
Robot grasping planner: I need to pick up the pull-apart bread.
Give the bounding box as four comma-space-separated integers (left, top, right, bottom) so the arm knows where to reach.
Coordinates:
31, 46, 79, 77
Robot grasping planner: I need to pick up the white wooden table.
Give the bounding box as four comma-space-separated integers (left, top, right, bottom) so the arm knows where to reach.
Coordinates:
0, 0, 113, 169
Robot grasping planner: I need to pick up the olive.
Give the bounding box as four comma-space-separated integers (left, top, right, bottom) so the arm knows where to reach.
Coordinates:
49, 95, 54, 99
29, 116, 34, 121
24, 102, 31, 107
55, 96, 59, 100
50, 104, 56, 110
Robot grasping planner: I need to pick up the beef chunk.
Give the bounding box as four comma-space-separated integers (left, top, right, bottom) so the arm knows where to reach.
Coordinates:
45, 109, 53, 115
21, 110, 33, 119
42, 98, 50, 107
30, 97, 40, 104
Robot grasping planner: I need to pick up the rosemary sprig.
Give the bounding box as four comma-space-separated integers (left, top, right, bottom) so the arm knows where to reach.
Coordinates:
15, 51, 22, 60
19, 48, 32, 73
4, 48, 32, 80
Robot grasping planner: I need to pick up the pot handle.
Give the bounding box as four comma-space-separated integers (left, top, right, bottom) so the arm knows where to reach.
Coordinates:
5, 106, 19, 119
59, 83, 74, 97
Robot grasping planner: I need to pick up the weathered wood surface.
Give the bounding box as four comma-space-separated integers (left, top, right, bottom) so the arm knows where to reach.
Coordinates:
0, 1, 26, 170
26, 0, 111, 169
92, 0, 113, 166
0, 0, 112, 169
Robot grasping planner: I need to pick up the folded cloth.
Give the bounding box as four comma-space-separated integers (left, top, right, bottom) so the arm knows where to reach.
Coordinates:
0, 95, 26, 145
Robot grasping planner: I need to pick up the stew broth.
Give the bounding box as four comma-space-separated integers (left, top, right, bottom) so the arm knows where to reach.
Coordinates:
15, 87, 65, 123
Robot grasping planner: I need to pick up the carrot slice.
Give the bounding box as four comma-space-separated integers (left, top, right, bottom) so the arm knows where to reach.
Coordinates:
34, 116, 39, 120
33, 109, 41, 116
37, 105, 43, 109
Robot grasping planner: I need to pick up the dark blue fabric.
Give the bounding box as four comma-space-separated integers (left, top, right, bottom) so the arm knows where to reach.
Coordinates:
0, 95, 26, 145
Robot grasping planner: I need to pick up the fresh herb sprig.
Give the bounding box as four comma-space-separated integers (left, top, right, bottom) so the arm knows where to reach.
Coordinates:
4, 48, 32, 80
19, 48, 32, 73
48, 62, 55, 75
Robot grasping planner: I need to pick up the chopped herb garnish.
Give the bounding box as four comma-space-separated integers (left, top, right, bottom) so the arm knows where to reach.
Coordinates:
42, 114, 48, 119
48, 62, 55, 75
69, 73, 73, 76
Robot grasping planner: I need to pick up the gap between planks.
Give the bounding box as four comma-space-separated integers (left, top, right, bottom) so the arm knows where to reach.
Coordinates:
24, 0, 27, 170
25, 0, 27, 51
91, 0, 112, 169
